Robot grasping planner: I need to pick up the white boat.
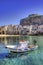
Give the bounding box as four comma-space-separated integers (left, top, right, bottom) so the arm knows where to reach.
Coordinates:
5, 45, 38, 53
10, 45, 38, 53
5, 40, 38, 53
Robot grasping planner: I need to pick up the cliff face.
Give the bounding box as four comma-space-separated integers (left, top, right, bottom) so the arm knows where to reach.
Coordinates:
20, 14, 43, 25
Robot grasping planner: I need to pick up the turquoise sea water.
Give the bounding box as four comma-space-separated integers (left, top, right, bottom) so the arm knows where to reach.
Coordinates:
0, 36, 43, 65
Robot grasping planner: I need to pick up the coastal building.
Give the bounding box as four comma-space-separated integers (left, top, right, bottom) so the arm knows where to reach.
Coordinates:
13, 25, 16, 34
17, 25, 23, 34
0, 24, 43, 35
30, 25, 38, 34
22, 25, 30, 35
15, 25, 23, 34
0, 25, 8, 35
38, 25, 43, 33
7, 24, 14, 34
13, 25, 19, 34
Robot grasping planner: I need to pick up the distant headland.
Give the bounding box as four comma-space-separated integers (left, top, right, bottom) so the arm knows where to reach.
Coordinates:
20, 14, 43, 26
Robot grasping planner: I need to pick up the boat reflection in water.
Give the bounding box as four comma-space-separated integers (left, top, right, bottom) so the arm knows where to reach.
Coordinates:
6, 51, 33, 58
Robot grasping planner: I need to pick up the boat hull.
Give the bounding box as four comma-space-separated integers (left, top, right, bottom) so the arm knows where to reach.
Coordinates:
9, 45, 38, 53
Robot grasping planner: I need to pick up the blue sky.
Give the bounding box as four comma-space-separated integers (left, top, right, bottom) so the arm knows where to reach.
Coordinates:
0, 0, 43, 26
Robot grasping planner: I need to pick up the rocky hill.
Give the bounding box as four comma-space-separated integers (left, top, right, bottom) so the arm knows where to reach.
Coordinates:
20, 14, 43, 25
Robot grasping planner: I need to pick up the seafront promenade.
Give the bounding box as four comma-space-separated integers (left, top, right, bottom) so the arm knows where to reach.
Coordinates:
0, 35, 20, 37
